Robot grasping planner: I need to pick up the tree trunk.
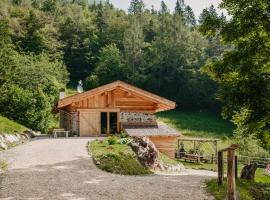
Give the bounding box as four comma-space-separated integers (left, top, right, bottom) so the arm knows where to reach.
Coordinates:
240, 163, 257, 180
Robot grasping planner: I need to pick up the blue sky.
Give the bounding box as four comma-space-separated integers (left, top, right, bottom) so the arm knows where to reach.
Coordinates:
110, 0, 223, 18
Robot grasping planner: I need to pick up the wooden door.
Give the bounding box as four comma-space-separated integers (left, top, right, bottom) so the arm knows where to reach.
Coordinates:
80, 112, 101, 137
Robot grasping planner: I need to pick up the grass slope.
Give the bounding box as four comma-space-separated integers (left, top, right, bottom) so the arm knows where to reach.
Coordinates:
0, 115, 27, 134
157, 110, 234, 138
89, 138, 152, 175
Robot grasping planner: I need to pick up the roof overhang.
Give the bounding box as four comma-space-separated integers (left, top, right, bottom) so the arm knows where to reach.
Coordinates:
57, 80, 176, 112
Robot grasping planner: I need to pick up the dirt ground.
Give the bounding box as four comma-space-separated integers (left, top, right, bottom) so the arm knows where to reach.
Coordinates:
0, 138, 214, 200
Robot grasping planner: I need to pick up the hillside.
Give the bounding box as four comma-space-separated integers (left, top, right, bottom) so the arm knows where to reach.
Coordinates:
0, 115, 28, 134
157, 110, 234, 139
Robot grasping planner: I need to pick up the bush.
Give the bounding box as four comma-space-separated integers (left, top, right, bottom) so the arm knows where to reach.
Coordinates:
119, 131, 128, 138
234, 130, 269, 157
94, 153, 152, 175
107, 136, 118, 145
0, 50, 68, 132
0, 84, 51, 132
118, 138, 131, 145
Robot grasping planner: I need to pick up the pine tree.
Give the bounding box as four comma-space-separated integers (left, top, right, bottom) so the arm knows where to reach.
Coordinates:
184, 5, 196, 27
128, 0, 145, 15
160, 1, 169, 15
175, 0, 185, 18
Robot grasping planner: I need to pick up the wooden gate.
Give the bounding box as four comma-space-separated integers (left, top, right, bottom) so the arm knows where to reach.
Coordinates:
79, 112, 100, 137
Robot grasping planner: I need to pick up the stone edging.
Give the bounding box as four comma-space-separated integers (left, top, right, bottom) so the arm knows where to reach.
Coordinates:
0, 130, 36, 150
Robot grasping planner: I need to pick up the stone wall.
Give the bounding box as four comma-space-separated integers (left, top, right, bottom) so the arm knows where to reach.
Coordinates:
0, 131, 35, 150
120, 112, 157, 126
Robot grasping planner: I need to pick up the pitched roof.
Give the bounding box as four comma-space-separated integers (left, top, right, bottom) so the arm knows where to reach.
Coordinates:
58, 80, 176, 110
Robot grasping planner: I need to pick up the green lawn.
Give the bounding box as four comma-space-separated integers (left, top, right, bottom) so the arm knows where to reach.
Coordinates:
0, 115, 27, 134
206, 179, 270, 200
89, 138, 134, 156
157, 110, 234, 160
157, 110, 234, 138
156, 110, 270, 186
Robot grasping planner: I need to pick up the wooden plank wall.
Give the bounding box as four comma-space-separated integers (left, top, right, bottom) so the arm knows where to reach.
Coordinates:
79, 112, 101, 137
149, 136, 177, 158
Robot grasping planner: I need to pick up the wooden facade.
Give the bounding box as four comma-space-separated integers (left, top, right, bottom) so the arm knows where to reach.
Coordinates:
57, 81, 176, 137
149, 136, 178, 158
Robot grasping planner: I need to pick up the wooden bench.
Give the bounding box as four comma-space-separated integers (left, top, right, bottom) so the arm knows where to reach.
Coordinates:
183, 154, 204, 163
53, 129, 70, 138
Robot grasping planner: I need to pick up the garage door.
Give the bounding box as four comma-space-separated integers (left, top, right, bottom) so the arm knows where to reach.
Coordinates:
80, 112, 100, 137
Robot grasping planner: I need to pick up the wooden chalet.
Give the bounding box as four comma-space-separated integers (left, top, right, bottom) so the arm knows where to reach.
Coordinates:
57, 80, 180, 157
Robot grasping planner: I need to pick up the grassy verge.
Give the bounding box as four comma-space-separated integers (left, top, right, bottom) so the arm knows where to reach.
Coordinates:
206, 179, 270, 200
0, 115, 27, 134
180, 161, 270, 183
88, 137, 152, 175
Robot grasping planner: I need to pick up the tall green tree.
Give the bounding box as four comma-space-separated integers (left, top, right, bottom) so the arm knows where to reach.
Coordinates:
86, 43, 125, 89
175, 0, 185, 20
160, 1, 169, 14
128, 0, 145, 15
184, 5, 196, 27
201, 0, 270, 149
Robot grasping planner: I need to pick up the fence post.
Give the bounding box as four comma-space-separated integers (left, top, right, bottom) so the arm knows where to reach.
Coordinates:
227, 149, 236, 200
235, 155, 238, 179
218, 151, 224, 185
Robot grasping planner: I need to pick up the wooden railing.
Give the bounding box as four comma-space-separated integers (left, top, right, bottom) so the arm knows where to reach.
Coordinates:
217, 144, 238, 200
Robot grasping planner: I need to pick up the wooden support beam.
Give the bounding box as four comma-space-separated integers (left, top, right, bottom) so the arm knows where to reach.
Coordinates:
117, 112, 120, 133
235, 155, 238, 179
107, 91, 111, 107
227, 149, 236, 200
218, 151, 224, 185
107, 112, 110, 134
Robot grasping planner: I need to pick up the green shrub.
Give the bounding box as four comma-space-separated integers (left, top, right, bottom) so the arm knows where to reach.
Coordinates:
107, 136, 118, 145
119, 131, 128, 138
94, 153, 152, 175
0, 51, 68, 133
118, 138, 131, 145
234, 130, 269, 157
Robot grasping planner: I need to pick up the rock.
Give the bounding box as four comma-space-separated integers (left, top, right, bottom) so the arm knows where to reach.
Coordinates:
23, 130, 36, 138
0, 132, 31, 151
240, 163, 258, 180
4, 134, 19, 144
129, 137, 158, 168
0, 141, 8, 150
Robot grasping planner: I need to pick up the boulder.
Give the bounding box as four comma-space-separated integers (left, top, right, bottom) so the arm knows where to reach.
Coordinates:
129, 137, 158, 168
0, 141, 8, 150
23, 130, 37, 138
240, 163, 258, 180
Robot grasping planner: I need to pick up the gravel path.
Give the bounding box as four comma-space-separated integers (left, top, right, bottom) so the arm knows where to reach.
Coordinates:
0, 138, 214, 200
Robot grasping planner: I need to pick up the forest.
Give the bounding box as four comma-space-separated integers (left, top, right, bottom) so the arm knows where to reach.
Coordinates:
0, 0, 269, 151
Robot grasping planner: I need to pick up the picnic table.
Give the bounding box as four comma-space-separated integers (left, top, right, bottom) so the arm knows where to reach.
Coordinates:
53, 129, 70, 138
183, 153, 204, 163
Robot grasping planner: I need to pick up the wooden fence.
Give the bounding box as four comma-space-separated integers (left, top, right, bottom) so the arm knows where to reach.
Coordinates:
218, 144, 238, 200
237, 155, 270, 168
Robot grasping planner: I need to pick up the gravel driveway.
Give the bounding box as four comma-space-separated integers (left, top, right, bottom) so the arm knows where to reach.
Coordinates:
0, 138, 214, 200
